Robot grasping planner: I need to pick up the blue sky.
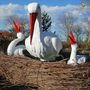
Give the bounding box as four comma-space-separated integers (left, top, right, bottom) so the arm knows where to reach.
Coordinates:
0, 0, 81, 30
0, 0, 80, 6
0, 0, 89, 40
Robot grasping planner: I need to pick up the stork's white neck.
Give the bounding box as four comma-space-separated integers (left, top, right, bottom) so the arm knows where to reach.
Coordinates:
32, 12, 42, 43
69, 44, 77, 61
7, 32, 25, 55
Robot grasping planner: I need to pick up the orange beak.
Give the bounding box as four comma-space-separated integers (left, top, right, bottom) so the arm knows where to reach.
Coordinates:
30, 13, 38, 45
69, 31, 76, 44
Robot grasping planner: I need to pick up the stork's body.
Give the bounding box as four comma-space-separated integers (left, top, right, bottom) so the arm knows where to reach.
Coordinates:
25, 3, 62, 61
25, 32, 62, 60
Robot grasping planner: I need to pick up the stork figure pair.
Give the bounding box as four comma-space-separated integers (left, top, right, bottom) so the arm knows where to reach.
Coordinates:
7, 2, 89, 65
7, 2, 62, 61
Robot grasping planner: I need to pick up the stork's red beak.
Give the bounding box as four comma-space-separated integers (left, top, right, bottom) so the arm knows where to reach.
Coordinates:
13, 20, 20, 33
69, 31, 76, 44
30, 13, 38, 45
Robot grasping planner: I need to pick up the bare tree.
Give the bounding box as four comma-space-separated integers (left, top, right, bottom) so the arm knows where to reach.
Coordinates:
72, 24, 83, 42
59, 13, 77, 41
83, 18, 90, 42
81, 0, 90, 6
60, 13, 71, 40
59, 12, 84, 43
80, 0, 90, 12
5, 15, 29, 37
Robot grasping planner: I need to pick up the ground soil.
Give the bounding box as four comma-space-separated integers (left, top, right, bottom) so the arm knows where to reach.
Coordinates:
0, 52, 90, 90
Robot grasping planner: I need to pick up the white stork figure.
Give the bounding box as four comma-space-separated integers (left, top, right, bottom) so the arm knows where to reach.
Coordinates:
67, 31, 89, 65
25, 3, 62, 61
7, 20, 25, 56
67, 31, 77, 65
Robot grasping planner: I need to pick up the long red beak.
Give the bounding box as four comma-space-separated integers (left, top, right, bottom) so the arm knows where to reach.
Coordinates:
69, 31, 76, 44
13, 20, 20, 33
30, 13, 38, 45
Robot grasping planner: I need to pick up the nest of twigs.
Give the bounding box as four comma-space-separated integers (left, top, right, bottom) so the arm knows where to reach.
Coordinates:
0, 74, 38, 90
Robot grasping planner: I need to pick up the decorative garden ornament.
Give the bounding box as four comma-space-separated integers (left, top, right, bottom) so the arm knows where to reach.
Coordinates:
7, 20, 25, 56
67, 31, 88, 65
25, 3, 62, 61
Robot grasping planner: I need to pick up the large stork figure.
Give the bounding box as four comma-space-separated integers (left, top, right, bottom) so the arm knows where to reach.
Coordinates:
25, 3, 62, 61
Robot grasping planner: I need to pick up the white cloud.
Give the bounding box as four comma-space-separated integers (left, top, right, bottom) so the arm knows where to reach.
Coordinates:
0, 3, 23, 20
88, 17, 90, 21
41, 5, 62, 12
71, 10, 81, 17
41, 4, 78, 12
0, 3, 89, 19
0, 3, 86, 20
41, 4, 90, 19
0, 3, 90, 36
41, 4, 84, 17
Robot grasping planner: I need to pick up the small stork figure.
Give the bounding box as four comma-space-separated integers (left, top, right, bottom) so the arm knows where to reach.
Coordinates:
67, 31, 90, 66
7, 20, 25, 56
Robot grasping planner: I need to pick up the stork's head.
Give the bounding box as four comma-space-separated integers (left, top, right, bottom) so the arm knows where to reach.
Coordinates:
13, 20, 24, 39
69, 31, 76, 45
69, 31, 77, 49
28, 2, 41, 45
28, 3, 40, 14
